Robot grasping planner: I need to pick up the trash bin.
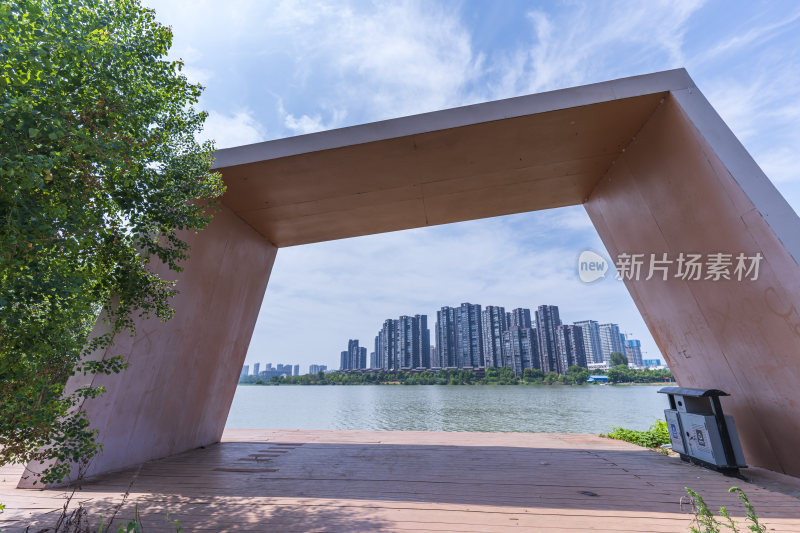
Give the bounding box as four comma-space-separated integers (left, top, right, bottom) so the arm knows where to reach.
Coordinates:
658, 387, 746, 474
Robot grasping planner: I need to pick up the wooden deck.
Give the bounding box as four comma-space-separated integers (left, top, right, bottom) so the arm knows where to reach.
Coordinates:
2, 430, 800, 532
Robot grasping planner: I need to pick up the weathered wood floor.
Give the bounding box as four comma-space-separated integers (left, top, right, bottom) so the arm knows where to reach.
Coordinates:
2, 430, 800, 532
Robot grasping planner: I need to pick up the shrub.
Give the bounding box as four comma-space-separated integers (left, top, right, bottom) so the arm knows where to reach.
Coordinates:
606, 419, 670, 448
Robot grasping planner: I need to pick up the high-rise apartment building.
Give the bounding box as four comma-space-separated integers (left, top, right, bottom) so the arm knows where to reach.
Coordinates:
598, 323, 625, 362
415, 315, 431, 368
309, 364, 328, 374
536, 305, 562, 373
456, 303, 483, 368
436, 306, 458, 368
252, 362, 260, 376
510, 308, 532, 329
502, 326, 538, 375
374, 315, 430, 370
340, 339, 367, 370
430, 346, 438, 368
625, 337, 643, 367
556, 325, 588, 369
293, 364, 300, 377
481, 305, 506, 368
396, 315, 430, 368
376, 319, 397, 370
573, 320, 603, 364
240, 365, 249, 378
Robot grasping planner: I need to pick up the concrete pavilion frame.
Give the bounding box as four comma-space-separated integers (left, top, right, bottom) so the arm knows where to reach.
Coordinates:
20, 68, 800, 487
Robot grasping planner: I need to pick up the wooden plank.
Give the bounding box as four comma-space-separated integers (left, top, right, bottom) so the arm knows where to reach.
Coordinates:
3, 430, 800, 532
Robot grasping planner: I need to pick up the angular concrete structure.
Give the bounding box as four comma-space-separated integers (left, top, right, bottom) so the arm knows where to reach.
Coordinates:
22, 68, 800, 486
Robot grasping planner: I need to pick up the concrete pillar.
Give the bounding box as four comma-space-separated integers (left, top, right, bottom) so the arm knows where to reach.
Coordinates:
585, 93, 800, 475
19, 205, 276, 487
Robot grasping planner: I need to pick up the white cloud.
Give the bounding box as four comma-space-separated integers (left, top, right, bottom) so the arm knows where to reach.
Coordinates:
264, 1, 484, 121
488, 0, 704, 98
277, 99, 347, 135
199, 110, 266, 148
691, 10, 800, 66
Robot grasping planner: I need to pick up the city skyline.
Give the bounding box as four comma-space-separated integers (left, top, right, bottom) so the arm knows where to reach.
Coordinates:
344, 302, 647, 374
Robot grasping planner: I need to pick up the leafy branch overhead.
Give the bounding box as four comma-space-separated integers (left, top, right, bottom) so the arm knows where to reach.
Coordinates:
0, 0, 224, 483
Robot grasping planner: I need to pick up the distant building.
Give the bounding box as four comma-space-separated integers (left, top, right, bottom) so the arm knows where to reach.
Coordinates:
252, 362, 260, 376
375, 314, 430, 370
436, 306, 458, 368
536, 305, 563, 374
430, 345, 437, 368
481, 305, 506, 367
587, 375, 609, 383
598, 323, 625, 362
502, 326, 538, 375
625, 338, 643, 367
369, 351, 377, 369
340, 339, 368, 370
510, 308, 532, 329
573, 320, 603, 364
397, 315, 430, 368
293, 364, 300, 376
556, 325, 587, 369
642, 358, 663, 368
240, 364, 249, 378
375, 319, 396, 370
456, 303, 483, 368
309, 364, 328, 374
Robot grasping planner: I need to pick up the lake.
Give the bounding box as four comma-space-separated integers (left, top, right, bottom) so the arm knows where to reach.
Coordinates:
226, 384, 670, 433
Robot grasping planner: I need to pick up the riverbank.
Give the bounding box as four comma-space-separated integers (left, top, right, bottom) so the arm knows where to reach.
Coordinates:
239, 366, 674, 387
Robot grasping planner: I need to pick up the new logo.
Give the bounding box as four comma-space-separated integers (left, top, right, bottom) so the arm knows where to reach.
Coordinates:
578, 250, 608, 283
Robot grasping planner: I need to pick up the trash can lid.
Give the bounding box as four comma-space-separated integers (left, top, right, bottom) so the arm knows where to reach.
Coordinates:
657, 386, 729, 397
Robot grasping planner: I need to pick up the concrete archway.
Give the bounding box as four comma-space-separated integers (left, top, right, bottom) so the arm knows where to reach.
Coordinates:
23, 69, 800, 486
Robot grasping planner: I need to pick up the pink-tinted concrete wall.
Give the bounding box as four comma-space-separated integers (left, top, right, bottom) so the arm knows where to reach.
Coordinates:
585, 94, 800, 475
19, 205, 276, 487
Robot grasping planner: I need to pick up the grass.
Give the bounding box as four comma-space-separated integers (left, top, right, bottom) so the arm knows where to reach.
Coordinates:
604, 419, 670, 448
685, 486, 766, 532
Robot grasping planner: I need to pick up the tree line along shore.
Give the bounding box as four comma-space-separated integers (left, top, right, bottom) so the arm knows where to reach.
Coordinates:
239, 366, 674, 386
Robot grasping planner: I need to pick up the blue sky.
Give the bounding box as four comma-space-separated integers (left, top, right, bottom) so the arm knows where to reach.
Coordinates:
143, 0, 800, 372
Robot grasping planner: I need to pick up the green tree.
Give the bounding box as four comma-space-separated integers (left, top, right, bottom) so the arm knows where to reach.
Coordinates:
609, 351, 628, 367
0, 0, 223, 483
522, 368, 544, 383
607, 365, 634, 383
566, 365, 589, 384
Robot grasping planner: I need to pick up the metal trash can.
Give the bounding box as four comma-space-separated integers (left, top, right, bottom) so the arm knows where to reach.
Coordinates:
658, 387, 746, 474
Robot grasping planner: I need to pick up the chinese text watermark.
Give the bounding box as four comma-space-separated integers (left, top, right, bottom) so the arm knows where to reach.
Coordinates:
578, 251, 763, 283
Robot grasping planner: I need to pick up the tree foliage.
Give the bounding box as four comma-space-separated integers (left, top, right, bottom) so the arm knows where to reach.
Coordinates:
0, 0, 223, 483
239, 365, 677, 387
609, 351, 628, 367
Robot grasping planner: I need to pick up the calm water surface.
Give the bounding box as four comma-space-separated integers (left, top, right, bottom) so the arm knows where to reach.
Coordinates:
226, 384, 669, 433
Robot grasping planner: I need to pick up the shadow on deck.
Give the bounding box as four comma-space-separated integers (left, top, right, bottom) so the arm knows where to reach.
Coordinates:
3, 430, 800, 532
